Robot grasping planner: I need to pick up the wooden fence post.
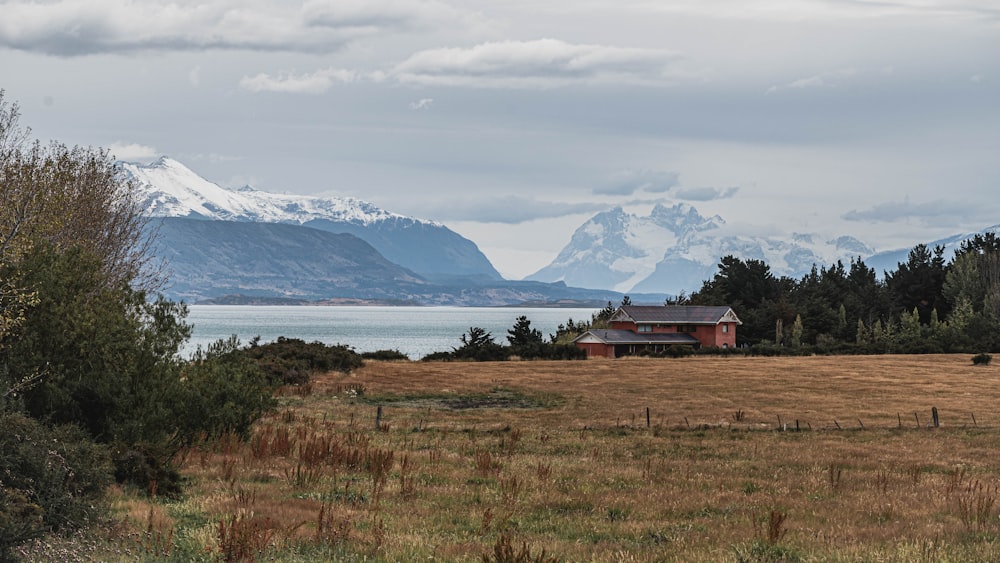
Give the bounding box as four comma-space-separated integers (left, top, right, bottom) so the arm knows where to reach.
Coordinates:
932, 406, 939, 428
376, 405, 383, 430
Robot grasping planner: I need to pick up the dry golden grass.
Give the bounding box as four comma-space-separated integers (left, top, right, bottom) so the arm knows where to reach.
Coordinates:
122, 354, 1000, 561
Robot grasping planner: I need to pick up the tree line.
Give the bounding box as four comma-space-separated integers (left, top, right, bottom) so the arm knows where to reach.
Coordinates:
685, 238, 1000, 354
504, 241, 1000, 358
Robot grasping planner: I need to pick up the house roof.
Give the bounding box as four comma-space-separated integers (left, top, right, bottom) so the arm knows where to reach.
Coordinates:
613, 305, 742, 325
574, 329, 701, 345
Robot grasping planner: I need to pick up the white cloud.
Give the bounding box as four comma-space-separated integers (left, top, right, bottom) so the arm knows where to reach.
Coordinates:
595, 169, 681, 196
238, 38, 688, 94
0, 0, 481, 56
239, 68, 359, 94
766, 68, 857, 94
109, 141, 158, 161
673, 186, 740, 201
629, 0, 1000, 23
189, 65, 202, 87
842, 198, 976, 224
409, 98, 434, 110
390, 39, 684, 89
407, 195, 608, 224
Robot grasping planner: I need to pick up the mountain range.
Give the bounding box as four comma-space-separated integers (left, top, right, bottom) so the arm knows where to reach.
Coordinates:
129, 157, 997, 303
129, 158, 648, 305
527, 204, 875, 295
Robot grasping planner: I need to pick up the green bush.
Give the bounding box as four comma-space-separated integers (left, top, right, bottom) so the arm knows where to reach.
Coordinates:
421, 351, 455, 362
243, 337, 363, 385
972, 353, 992, 366
0, 411, 112, 559
183, 337, 277, 440
361, 349, 410, 361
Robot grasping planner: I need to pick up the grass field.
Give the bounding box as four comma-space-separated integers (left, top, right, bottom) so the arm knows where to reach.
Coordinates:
29, 354, 1000, 561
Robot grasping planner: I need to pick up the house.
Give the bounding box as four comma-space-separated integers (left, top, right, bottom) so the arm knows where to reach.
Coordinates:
573, 305, 742, 358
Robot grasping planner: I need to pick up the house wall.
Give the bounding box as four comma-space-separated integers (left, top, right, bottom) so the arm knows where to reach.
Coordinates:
578, 342, 614, 358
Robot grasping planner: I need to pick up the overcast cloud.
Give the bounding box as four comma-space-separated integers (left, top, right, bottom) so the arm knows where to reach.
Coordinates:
2, 0, 997, 278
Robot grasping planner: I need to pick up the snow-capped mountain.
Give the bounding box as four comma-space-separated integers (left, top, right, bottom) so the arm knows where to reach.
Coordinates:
526, 203, 875, 295
124, 157, 407, 226
124, 157, 501, 280
865, 224, 1000, 276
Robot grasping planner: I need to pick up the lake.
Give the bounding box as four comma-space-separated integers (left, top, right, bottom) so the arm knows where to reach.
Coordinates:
184, 305, 599, 359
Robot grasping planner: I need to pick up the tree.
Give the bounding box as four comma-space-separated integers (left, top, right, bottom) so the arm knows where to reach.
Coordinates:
790, 315, 803, 347
0, 94, 162, 294
885, 244, 948, 324
453, 327, 506, 361
692, 255, 786, 346
592, 301, 617, 327
507, 316, 543, 348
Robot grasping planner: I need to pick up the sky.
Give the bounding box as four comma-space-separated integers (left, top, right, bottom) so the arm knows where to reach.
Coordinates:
1, 0, 998, 279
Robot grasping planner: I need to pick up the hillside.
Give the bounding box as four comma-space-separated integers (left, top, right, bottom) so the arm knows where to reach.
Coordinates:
125, 157, 501, 280
152, 218, 428, 302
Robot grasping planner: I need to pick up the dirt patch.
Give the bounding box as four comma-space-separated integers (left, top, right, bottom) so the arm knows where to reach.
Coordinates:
360, 386, 563, 410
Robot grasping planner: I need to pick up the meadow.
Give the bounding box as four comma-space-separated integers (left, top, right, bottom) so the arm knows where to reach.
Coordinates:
31, 354, 1000, 562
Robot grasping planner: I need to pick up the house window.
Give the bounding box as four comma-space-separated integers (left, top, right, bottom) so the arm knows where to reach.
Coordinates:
638, 324, 652, 333
722, 324, 729, 333
678, 324, 696, 333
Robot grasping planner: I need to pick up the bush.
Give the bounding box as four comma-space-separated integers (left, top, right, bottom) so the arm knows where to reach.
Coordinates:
421, 351, 456, 362
183, 337, 277, 439
972, 353, 993, 366
361, 349, 410, 361
0, 411, 112, 559
243, 337, 363, 385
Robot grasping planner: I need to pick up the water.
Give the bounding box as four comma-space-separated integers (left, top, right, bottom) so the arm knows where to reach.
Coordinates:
184, 305, 599, 359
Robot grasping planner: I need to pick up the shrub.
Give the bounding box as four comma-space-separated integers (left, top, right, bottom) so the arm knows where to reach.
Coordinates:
421, 351, 455, 362
972, 353, 992, 366
361, 349, 410, 361
0, 411, 112, 559
243, 337, 363, 385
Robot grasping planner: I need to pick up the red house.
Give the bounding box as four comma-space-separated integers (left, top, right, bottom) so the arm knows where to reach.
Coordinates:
573, 305, 742, 358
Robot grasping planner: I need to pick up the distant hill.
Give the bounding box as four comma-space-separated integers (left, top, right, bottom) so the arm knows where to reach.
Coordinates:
151, 218, 428, 302
152, 217, 661, 306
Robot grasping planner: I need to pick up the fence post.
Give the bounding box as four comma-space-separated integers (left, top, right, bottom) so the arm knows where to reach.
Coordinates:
376, 405, 383, 430
932, 406, 939, 428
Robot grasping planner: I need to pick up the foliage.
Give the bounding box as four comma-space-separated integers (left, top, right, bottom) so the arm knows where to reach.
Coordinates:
0, 410, 112, 560
972, 353, 992, 366
507, 316, 543, 348
361, 349, 410, 361
453, 327, 508, 361
0, 245, 279, 496
2, 245, 188, 442
688, 241, 1000, 355
183, 337, 277, 440
242, 336, 363, 385
424, 320, 586, 362
0, 90, 162, 295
